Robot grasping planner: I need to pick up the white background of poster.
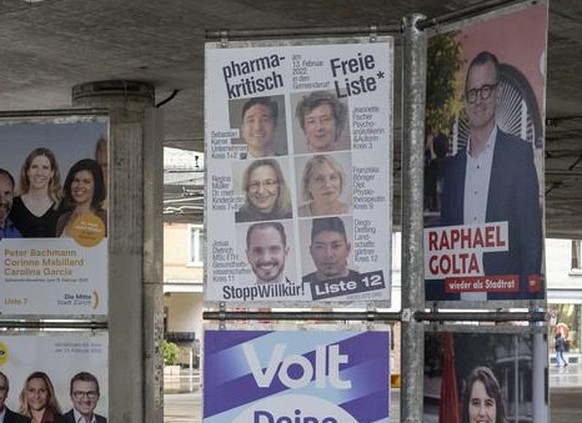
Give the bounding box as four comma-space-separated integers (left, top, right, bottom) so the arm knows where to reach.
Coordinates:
0, 333, 108, 418
205, 38, 394, 306
0, 115, 109, 316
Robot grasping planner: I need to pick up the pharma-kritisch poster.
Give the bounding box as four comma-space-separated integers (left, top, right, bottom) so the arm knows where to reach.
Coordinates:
0, 114, 108, 316
205, 39, 393, 306
204, 330, 390, 423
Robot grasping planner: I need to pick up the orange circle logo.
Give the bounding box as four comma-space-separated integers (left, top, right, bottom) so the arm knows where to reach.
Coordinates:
69, 213, 106, 247
0, 342, 8, 366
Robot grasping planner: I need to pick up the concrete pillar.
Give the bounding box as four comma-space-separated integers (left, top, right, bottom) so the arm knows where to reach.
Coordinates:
72, 81, 164, 423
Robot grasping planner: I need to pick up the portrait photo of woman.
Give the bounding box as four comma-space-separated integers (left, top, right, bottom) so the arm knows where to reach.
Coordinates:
10, 147, 63, 237
461, 366, 507, 423
234, 158, 292, 223
18, 371, 63, 423
298, 154, 351, 217
56, 158, 107, 238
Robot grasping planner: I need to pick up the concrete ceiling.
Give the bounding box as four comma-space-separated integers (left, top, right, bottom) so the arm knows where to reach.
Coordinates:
0, 0, 580, 237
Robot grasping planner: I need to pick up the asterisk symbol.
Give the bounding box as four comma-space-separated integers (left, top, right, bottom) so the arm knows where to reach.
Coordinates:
376, 71, 385, 79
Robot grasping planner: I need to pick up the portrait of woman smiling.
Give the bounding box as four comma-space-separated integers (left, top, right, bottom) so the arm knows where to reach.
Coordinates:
298, 154, 350, 217
10, 147, 64, 237
56, 158, 107, 238
235, 159, 292, 223
18, 371, 63, 423
462, 366, 507, 423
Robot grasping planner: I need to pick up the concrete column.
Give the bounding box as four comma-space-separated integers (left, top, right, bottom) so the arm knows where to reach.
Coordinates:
72, 81, 164, 423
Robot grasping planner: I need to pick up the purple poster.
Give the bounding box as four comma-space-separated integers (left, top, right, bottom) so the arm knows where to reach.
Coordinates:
203, 330, 390, 422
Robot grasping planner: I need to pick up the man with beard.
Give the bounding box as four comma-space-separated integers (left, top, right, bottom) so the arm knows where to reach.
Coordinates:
0, 371, 30, 423
246, 221, 290, 284
303, 217, 358, 283
0, 169, 21, 239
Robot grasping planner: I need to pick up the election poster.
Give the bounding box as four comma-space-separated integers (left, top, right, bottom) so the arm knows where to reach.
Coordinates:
423, 2, 548, 304
0, 332, 108, 421
203, 329, 390, 423
0, 113, 109, 316
205, 38, 394, 306
423, 328, 548, 423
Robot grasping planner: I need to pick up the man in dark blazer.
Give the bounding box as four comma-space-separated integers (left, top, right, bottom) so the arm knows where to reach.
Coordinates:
0, 371, 30, 423
428, 51, 542, 301
62, 372, 106, 423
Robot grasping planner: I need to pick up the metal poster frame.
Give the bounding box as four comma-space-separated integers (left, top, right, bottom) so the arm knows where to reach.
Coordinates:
422, 0, 548, 310
0, 330, 109, 421
201, 322, 391, 423
424, 324, 548, 422
0, 109, 110, 319
204, 36, 394, 308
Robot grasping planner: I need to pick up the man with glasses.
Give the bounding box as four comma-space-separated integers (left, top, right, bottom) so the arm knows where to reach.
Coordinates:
63, 372, 106, 423
438, 50, 542, 301
0, 371, 29, 423
235, 159, 292, 223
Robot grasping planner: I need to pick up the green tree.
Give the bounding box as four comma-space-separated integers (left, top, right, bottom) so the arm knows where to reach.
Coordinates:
163, 340, 180, 366
426, 32, 464, 134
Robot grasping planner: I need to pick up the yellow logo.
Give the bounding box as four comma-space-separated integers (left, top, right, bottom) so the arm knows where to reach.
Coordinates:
0, 342, 8, 366
70, 213, 106, 248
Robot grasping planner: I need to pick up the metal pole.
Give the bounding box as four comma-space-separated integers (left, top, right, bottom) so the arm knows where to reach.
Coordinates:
205, 24, 400, 40
532, 331, 547, 420
203, 310, 545, 323
204, 310, 401, 321
400, 13, 427, 423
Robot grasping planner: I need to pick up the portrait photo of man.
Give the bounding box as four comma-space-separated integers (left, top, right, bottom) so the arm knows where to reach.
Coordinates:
302, 217, 359, 284
63, 372, 107, 423
0, 371, 30, 423
0, 168, 22, 240
294, 91, 350, 154
438, 51, 542, 301
246, 221, 291, 285
232, 96, 288, 159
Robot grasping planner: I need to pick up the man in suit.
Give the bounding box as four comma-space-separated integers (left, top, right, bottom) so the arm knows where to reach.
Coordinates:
431, 51, 542, 301
0, 371, 30, 423
62, 372, 106, 423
